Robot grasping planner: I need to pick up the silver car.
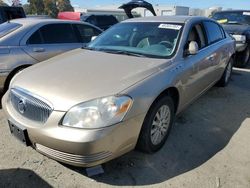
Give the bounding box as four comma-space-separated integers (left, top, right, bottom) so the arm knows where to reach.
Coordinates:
0, 18, 102, 91
2, 16, 235, 167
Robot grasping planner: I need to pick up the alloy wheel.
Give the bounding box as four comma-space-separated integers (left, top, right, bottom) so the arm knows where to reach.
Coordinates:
150, 105, 171, 145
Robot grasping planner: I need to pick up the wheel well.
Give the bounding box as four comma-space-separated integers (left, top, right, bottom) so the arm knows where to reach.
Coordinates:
231, 53, 236, 60
4, 65, 31, 91
155, 87, 179, 113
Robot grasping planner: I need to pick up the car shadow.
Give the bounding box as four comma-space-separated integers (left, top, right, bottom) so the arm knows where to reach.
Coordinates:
67, 67, 250, 186
0, 169, 52, 188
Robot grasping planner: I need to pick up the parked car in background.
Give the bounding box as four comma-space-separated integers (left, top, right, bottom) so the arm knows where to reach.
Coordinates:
119, 0, 156, 18
0, 18, 102, 92
58, 11, 82, 21
0, 6, 25, 24
212, 10, 250, 67
58, 0, 156, 30
2, 16, 235, 167
58, 12, 118, 31
81, 14, 118, 30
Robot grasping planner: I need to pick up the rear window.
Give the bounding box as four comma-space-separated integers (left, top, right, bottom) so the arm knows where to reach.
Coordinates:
0, 22, 22, 38
96, 16, 118, 26
75, 24, 101, 43
203, 21, 224, 44
40, 24, 78, 44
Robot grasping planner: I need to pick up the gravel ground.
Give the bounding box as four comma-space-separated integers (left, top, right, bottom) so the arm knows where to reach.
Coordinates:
0, 67, 250, 188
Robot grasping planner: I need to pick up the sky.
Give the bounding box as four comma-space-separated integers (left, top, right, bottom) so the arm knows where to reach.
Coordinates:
17, 0, 250, 9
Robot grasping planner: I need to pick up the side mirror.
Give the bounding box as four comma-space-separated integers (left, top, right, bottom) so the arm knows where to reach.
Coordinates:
91, 36, 97, 41
186, 41, 199, 56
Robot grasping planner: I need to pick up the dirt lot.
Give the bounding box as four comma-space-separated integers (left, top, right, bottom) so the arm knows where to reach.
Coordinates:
0, 67, 250, 188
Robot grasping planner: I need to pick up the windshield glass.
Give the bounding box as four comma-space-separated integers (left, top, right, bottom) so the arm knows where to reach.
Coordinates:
0, 22, 22, 38
212, 11, 250, 25
88, 22, 183, 58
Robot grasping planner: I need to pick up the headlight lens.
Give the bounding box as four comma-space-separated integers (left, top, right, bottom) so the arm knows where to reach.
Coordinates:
232, 34, 246, 43
62, 96, 133, 129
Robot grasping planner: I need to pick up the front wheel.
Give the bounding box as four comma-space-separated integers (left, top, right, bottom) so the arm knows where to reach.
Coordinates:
217, 58, 233, 87
136, 96, 175, 153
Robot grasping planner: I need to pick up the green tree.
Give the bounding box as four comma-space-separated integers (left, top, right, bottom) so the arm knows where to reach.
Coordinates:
57, 0, 73, 12
23, 4, 31, 15
44, 0, 58, 18
28, 0, 44, 15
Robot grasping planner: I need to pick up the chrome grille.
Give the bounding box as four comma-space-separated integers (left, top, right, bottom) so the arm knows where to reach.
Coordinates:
10, 88, 53, 123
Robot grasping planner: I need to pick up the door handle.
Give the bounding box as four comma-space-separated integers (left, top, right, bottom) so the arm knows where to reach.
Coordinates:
208, 56, 214, 61
208, 54, 215, 61
33, 48, 45, 52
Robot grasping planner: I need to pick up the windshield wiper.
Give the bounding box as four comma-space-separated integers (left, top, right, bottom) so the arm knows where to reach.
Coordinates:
99, 49, 146, 57
81, 46, 95, 50
226, 21, 247, 25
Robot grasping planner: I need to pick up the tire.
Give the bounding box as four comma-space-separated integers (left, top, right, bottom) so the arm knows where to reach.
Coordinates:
235, 46, 250, 68
217, 58, 233, 87
136, 95, 175, 153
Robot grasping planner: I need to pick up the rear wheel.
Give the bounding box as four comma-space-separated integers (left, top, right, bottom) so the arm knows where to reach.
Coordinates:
136, 96, 175, 153
235, 46, 250, 68
217, 58, 233, 87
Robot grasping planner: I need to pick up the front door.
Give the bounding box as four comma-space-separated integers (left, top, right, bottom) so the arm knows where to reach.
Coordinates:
22, 23, 82, 62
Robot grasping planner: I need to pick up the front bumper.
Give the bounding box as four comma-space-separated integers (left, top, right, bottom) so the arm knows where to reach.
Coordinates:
2, 92, 145, 167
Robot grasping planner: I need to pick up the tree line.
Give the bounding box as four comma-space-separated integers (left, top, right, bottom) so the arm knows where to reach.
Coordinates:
0, 0, 74, 18
25, 0, 74, 17
0, 0, 8, 6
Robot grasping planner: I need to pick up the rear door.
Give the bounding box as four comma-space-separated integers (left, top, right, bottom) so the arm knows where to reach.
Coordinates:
22, 23, 82, 62
203, 21, 228, 79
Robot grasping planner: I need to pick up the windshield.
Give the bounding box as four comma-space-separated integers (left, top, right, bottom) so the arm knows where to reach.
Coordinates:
88, 22, 183, 58
0, 22, 22, 38
212, 11, 250, 25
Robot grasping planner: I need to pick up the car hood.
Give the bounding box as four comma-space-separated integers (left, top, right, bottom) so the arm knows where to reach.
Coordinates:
11, 49, 168, 111
222, 24, 250, 35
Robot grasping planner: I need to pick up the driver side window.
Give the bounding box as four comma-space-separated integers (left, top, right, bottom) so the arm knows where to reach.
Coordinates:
186, 24, 206, 51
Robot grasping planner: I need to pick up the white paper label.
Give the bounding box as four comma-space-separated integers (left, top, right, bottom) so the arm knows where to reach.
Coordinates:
243, 12, 250, 16
158, 24, 182, 30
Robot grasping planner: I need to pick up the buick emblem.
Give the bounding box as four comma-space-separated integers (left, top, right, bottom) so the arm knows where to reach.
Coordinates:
18, 99, 26, 114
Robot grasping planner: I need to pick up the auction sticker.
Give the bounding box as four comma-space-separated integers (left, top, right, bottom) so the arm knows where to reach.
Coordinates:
243, 12, 250, 16
158, 24, 182, 30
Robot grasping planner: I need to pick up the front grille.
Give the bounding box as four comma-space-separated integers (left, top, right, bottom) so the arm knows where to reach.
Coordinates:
36, 144, 112, 165
10, 88, 53, 123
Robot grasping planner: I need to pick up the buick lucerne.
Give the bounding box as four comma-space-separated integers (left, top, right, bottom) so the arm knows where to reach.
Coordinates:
2, 16, 235, 167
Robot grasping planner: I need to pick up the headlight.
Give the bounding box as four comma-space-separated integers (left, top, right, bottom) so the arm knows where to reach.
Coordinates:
62, 96, 133, 129
232, 34, 246, 43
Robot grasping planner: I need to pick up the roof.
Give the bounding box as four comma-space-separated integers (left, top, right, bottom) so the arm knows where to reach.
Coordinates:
123, 16, 209, 23
9, 18, 84, 26
215, 10, 250, 13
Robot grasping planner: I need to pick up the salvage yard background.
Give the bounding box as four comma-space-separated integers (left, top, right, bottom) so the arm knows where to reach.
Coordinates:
0, 66, 250, 187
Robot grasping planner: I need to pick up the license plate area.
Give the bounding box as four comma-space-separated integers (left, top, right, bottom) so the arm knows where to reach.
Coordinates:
8, 121, 31, 146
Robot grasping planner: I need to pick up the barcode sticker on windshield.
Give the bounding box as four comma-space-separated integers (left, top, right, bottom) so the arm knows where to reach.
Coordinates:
158, 24, 182, 30
243, 12, 250, 16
